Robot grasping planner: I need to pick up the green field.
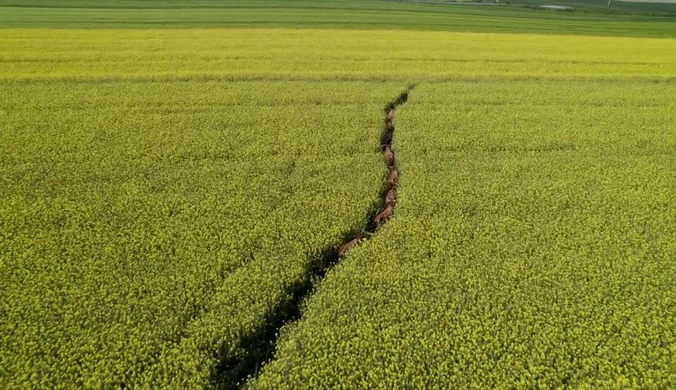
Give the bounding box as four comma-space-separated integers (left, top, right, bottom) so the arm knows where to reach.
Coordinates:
1, 0, 676, 37
1, 1, 675, 389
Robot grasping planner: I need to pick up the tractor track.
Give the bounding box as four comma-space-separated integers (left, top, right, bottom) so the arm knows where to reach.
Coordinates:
211, 87, 414, 389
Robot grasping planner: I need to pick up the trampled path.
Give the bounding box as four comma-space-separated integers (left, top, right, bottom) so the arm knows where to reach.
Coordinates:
211, 88, 414, 389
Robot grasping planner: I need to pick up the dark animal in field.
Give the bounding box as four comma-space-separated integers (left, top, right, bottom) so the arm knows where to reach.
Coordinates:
384, 145, 394, 166
385, 120, 394, 132
381, 131, 393, 147
397, 92, 408, 105
374, 203, 394, 225
388, 167, 399, 185
385, 187, 396, 206
338, 233, 365, 258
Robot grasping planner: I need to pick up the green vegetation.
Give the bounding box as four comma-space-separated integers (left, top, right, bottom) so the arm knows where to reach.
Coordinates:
499, 0, 676, 14
428, 0, 676, 14
1, 0, 675, 37
253, 79, 676, 388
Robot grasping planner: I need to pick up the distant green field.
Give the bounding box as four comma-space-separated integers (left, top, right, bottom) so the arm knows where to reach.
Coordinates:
496, 0, 676, 14
1, 0, 675, 37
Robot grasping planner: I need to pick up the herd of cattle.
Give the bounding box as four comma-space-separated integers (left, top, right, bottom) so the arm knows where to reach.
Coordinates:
338, 107, 399, 258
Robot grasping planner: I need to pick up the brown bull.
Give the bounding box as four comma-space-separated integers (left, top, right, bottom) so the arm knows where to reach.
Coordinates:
385, 187, 396, 206
388, 167, 399, 185
383, 145, 394, 166
385, 121, 394, 132
374, 203, 394, 225
338, 233, 365, 258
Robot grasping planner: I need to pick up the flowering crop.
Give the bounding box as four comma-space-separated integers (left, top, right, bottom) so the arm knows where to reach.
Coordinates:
3, 29, 676, 83
0, 77, 404, 388
252, 80, 676, 388
3, 26, 676, 389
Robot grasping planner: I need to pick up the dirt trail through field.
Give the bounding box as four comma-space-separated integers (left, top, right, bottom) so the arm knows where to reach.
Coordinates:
212, 87, 414, 389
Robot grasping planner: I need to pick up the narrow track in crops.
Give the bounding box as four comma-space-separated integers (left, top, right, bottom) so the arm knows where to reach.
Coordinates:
212, 87, 414, 389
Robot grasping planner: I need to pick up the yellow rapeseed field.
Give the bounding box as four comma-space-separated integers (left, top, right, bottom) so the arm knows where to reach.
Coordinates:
2, 27, 675, 388
2, 29, 676, 82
